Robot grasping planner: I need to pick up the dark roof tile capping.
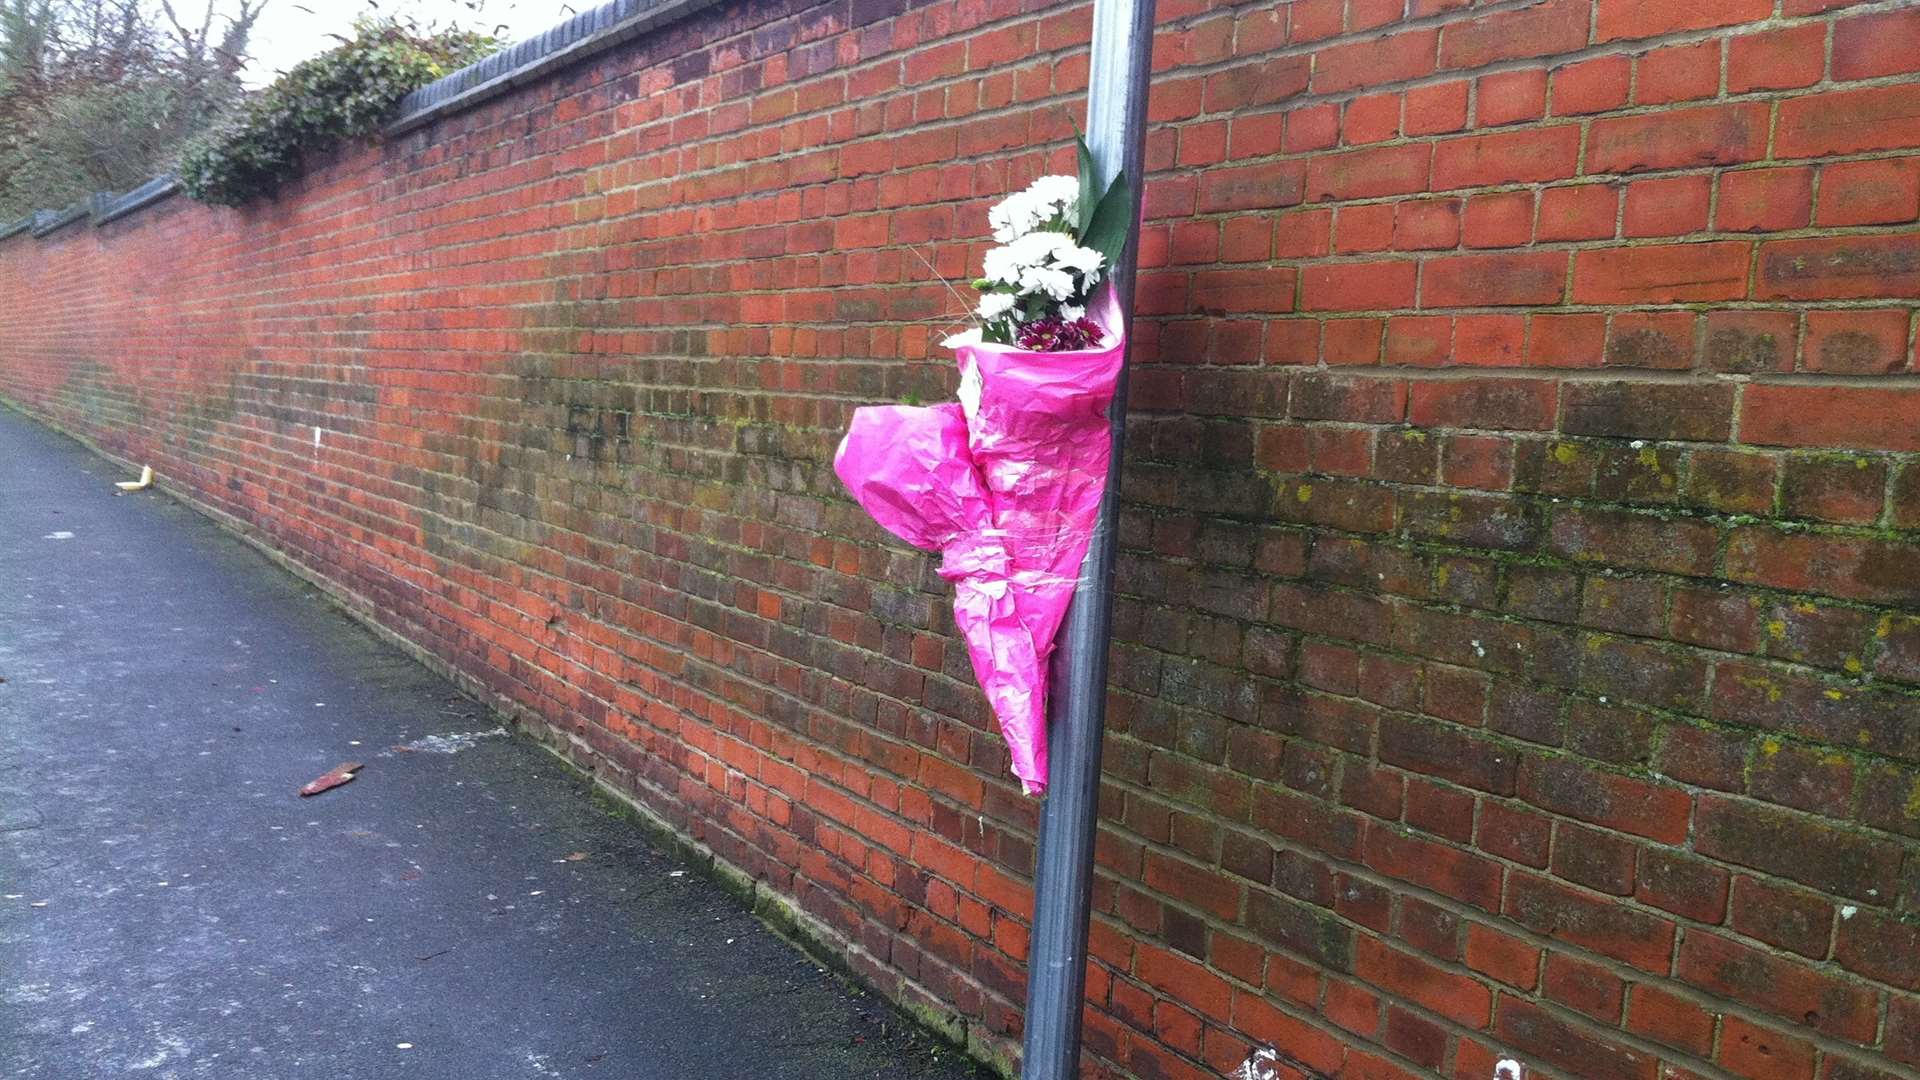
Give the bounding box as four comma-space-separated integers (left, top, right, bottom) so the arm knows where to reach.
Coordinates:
29, 204, 88, 238
94, 176, 180, 226
387, 0, 727, 135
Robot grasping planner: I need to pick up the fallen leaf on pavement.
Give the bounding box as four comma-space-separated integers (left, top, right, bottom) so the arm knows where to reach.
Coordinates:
299, 761, 363, 797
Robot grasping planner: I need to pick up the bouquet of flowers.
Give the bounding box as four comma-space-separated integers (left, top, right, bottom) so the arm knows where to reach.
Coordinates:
836, 141, 1134, 796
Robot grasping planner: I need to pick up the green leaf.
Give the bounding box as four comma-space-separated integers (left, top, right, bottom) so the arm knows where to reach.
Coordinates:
1080, 170, 1134, 273
1075, 132, 1098, 234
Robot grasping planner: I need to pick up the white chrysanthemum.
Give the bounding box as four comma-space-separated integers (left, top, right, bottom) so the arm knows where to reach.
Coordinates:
1010, 230, 1076, 264
988, 175, 1080, 242
981, 245, 1020, 284
976, 292, 1017, 320
1026, 174, 1079, 216
943, 327, 984, 349
1053, 244, 1104, 277
988, 193, 1043, 243
1018, 265, 1077, 301
1060, 304, 1085, 322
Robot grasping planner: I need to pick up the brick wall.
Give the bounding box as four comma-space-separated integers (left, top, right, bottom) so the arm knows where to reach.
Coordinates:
3, 1, 1919, 1079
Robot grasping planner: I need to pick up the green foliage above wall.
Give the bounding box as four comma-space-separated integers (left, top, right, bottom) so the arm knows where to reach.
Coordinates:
178, 18, 495, 207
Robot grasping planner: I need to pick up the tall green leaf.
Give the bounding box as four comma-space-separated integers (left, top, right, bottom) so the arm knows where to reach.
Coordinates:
1075, 132, 1098, 234
1080, 170, 1134, 274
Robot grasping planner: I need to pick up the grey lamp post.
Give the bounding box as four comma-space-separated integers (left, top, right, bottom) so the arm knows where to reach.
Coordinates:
1018, 0, 1156, 1076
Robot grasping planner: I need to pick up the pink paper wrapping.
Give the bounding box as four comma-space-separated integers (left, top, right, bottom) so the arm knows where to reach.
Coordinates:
834, 293, 1125, 795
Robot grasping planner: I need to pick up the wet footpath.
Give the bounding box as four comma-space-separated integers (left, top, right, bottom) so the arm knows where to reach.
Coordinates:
0, 406, 986, 1080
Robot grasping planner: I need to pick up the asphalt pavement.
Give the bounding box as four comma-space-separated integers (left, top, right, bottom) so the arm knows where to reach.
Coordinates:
0, 405, 986, 1080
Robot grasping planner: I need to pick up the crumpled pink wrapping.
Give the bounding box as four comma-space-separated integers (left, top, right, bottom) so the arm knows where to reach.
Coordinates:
834, 292, 1125, 795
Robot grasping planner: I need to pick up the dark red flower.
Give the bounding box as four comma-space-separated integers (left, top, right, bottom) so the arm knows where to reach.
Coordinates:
1015, 316, 1105, 352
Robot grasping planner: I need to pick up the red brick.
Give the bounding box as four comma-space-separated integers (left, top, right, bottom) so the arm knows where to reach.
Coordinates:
1323, 318, 1386, 364
1551, 821, 1638, 896
1423, 252, 1566, 307
1720, 1015, 1818, 1080
1543, 952, 1626, 1021
1478, 69, 1547, 127
1394, 198, 1461, 250
1433, 126, 1582, 190
1604, 311, 1695, 370
1353, 935, 1491, 1027
1462, 191, 1533, 248
1497, 996, 1657, 1080
1304, 143, 1431, 202
1198, 161, 1307, 213
1717, 167, 1814, 232
1741, 384, 1920, 452
1627, 984, 1717, 1056
1343, 92, 1401, 145
1409, 378, 1558, 431
1730, 24, 1828, 92
1563, 381, 1734, 441
1538, 184, 1619, 242
1518, 756, 1692, 843
1479, 800, 1552, 867
1818, 158, 1920, 227
1553, 56, 1631, 116
1454, 314, 1525, 367
1670, 585, 1765, 651
1404, 80, 1469, 136
1335, 204, 1396, 254
1703, 309, 1797, 373
1637, 848, 1731, 923
1804, 309, 1912, 375
1299, 261, 1418, 312
1757, 234, 1920, 300
1363, 823, 1504, 912
1678, 929, 1881, 1041
1313, 29, 1436, 94
1136, 943, 1234, 1021
1891, 996, 1920, 1069
1833, 7, 1920, 80
1527, 313, 1605, 367
1596, 0, 1771, 42
1464, 922, 1541, 990
1440, 0, 1590, 69
1730, 875, 1834, 960
1695, 793, 1907, 906
1505, 872, 1676, 973
1385, 315, 1452, 366
1778, 85, 1920, 158
1283, 101, 1339, 153
1587, 103, 1771, 173
1572, 242, 1751, 304
1623, 175, 1711, 237
1636, 41, 1720, 106
1835, 910, 1920, 991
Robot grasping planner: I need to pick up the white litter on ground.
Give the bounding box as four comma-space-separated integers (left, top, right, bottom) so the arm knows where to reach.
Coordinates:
395, 728, 509, 754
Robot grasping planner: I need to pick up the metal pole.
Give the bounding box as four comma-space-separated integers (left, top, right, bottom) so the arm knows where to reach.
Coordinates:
1019, 0, 1155, 1076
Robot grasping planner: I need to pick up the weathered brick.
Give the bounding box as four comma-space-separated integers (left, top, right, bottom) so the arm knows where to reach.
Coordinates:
1587, 103, 1770, 173
1497, 996, 1657, 1080
1695, 794, 1906, 904
1778, 85, 1920, 158
1741, 384, 1920, 452
1573, 242, 1750, 304
1408, 377, 1557, 431
1506, 871, 1675, 973
1518, 755, 1692, 843
1562, 382, 1734, 441
1731, 875, 1834, 960
1677, 930, 1881, 1040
